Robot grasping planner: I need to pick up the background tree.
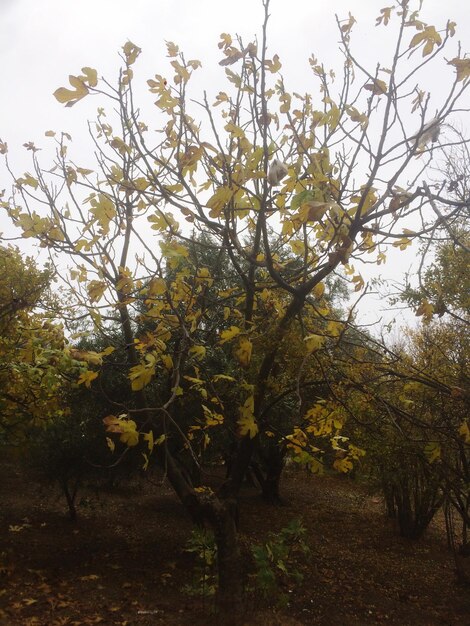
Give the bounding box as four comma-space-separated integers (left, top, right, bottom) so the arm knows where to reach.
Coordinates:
0, 246, 68, 446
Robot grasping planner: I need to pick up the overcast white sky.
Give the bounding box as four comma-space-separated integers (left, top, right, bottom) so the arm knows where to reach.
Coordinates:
1, 0, 469, 330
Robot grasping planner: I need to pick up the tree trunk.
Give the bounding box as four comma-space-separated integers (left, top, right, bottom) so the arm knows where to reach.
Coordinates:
61, 478, 78, 521
261, 455, 284, 505
259, 444, 286, 505
117, 295, 247, 616
212, 502, 244, 623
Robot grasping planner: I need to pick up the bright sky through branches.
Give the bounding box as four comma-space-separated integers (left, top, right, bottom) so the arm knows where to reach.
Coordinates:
1, 0, 469, 330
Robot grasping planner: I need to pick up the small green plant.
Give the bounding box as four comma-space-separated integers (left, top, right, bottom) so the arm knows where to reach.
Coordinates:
250, 519, 310, 607
182, 520, 309, 609
182, 528, 218, 601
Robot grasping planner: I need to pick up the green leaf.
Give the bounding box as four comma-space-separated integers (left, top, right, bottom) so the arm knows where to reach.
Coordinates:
291, 190, 316, 211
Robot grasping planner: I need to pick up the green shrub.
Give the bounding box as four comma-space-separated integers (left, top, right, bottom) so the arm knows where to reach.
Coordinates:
250, 519, 310, 606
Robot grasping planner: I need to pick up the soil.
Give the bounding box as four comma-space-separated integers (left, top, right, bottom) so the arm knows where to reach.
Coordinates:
0, 460, 469, 626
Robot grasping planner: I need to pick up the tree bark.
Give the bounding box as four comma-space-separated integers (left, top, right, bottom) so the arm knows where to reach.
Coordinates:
61, 478, 78, 521
261, 453, 285, 505
209, 500, 244, 623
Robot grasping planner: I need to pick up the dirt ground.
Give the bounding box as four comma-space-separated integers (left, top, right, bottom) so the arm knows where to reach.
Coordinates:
0, 460, 469, 626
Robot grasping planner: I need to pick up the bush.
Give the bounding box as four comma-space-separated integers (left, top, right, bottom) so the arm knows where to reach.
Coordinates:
182, 528, 218, 601
250, 519, 310, 606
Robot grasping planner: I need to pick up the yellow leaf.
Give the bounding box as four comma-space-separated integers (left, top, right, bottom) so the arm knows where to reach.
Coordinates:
364, 79, 387, 95
290, 239, 305, 256
189, 345, 206, 359
106, 437, 115, 452
71, 349, 103, 365
206, 186, 234, 218
76, 167, 94, 176
119, 420, 139, 447
159, 241, 189, 262
9, 525, 24, 532
110, 136, 131, 155
234, 337, 252, 367
143, 430, 154, 452
224, 122, 245, 138
166, 41, 179, 57
304, 334, 325, 353
424, 442, 441, 463
155, 90, 179, 111
202, 404, 224, 427
459, 421, 470, 444
89, 193, 116, 235
409, 26, 442, 56
333, 457, 353, 473
162, 354, 173, 370
220, 325, 241, 344
392, 236, 412, 251
238, 396, 258, 438
122, 41, 141, 66
116, 270, 134, 294
129, 362, 155, 391
313, 282, 325, 299
448, 57, 470, 83
286, 427, 308, 453
279, 93, 291, 113
299, 201, 328, 222
53, 74, 89, 106
77, 370, 99, 388
328, 322, 343, 339
264, 54, 282, 73
219, 50, 244, 66
212, 374, 236, 383
16, 173, 39, 189
352, 274, 365, 292
103, 414, 124, 431
133, 177, 149, 191
195, 267, 213, 286
415, 299, 434, 322
346, 105, 369, 128
213, 91, 229, 106
218, 33, 232, 49
147, 277, 167, 296
188, 59, 202, 70
171, 60, 191, 84
87, 280, 107, 303
81, 67, 98, 87
122, 68, 133, 85
348, 444, 366, 460
376, 251, 386, 265
376, 7, 392, 27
